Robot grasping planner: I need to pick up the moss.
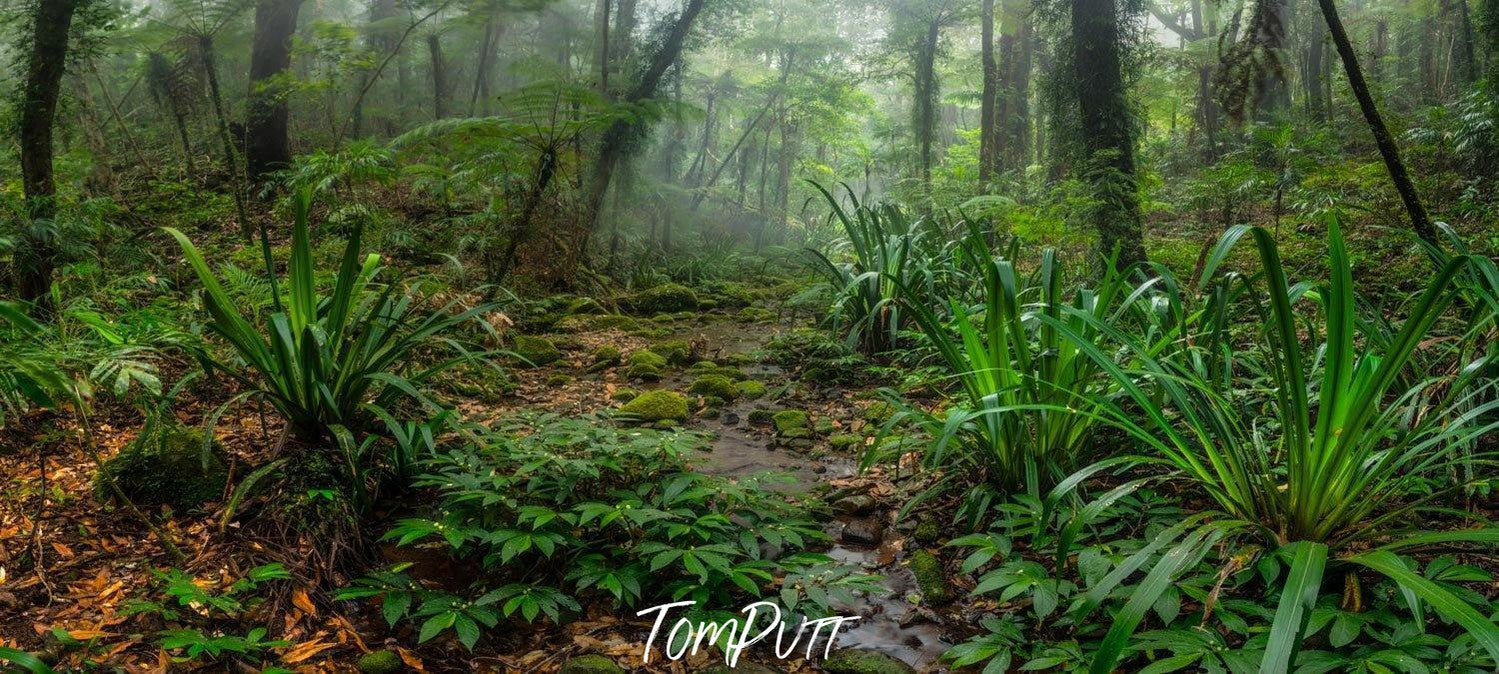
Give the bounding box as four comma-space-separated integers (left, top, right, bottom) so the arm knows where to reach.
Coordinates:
96, 425, 227, 512
355, 649, 404, 674
908, 550, 953, 605
697, 298, 718, 310
512, 335, 562, 367
651, 339, 693, 366
546, 374, 574, 387
814, 417, 836, 435
626, 283, 699, 314
611, 387, 638, 402
629, 349, 667, 369
735, 380, 767, 400
591, 345, 623, 365
829, 433, 861, 450
821, 649, 917, 674
559, 654, 625, 674
565, 297, 606, 314
701, 395, 727, 408
689, 360, 718, 371
862, 401, 896, 422
772, 410, 810, 436
619, 390, 689, 422
556, 313, 640, 333
626, 363, 663, 381
748, 408, 777, 425
737, 307, 776, 323
913, 519, 942, 544
688, 374, 739, 400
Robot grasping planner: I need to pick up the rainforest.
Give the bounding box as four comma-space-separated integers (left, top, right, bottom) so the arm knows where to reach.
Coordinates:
1, 0, 1497, 671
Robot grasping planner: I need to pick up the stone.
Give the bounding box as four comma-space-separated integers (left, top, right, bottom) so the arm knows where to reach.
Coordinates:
908, 550, 953, 605
831, 494, 877, 516
829, 433, 862, 450
590, 345, 622, 365
611, 387, 638, 402
356, 650, 403, 674
688, 374, 739, 401
748, 408, 777, 425
618, 390, 688, 422
700, 662, 782, 674
734, 380, 767, 400
772, 410, 809, 435
512, 335, 561, 367
96, 425, 227, 512
546, 374, 574, 387
559, 654, 626, 674
821, 648, 916, 674
841, 518, 884, 545
912, 519, 942, 544
814, 418, 836, 435
627, 283, 699, 314
652, 339, 694, 366
737, 307, 776, 323
629, 349, 667, 369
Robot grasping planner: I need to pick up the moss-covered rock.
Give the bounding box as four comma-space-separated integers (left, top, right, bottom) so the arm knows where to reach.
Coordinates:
559, 654, 625, 674
912, 519, 942, 544
688, 374, 739, 401
829, 433, 862, 450
821, 648, 917, 674
652, 339, 694, 366
737, 307, 776, 323
626, 283, 699, 314
908, 550, 952, 605
565, 297, 606, 315
96, 426, 227, 511
611, 387, 639, 402
619, 390, 689, 422
735, 379, 767, 400
701, 662, 781, 674
626, 363, 663, 381
512, 335, 562, 367
546, 374, 574, 387
356, 649, 403, 674
556, 313, 640, 333
590, 345, 622, 366
748, 408, 777, 425
814, 417, 836, 435
772, 410, 810, 436
629, 349, 667, 369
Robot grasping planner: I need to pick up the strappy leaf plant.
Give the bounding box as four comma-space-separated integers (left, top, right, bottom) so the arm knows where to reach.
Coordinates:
1054, 223, 1499, 672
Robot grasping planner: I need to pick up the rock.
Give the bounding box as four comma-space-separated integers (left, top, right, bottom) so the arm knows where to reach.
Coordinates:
912, 519, 941, 544
748, 408, 777, 425
611, 387, 639, 402
840, 518, 884, 545
556, 314, 640, 333
618, 390, 689, 422
627, 283, 700, 314
908, 550, 953, 605
721, 411, 741, 425
831, 494, 876, 516
565, 297, 606, 315
735, 380, 767, 399
829, 434, 861, 450
821, 648, 916, 674
785, 437, 815, 450
559, 654, 626, 674
356, 649, 404, 674
652, 339, 694, 366
512, 335, 561, 367
737, 307, 776, 323
629, 349, 667, 369
814, 418, 836, 435
689, 374, 739, 401
546, 374, 574, 387
96, 425, 227, 512
772, 410, 810, 435
591, 345, 622, 365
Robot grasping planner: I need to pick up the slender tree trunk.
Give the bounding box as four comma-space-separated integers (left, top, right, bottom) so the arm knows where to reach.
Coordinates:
200, 36, 253, 239
1480, 0, 1499, 82
1316, 0, 1437, 244
427, 33, 448, 118
593, 0, 611, 93
1307, 16, 1328, 121
1071, 0, 1146, 271
16, 0, 80, 310
579, 0, 709, 237
1252, 0, 1291, 119
1007, 13, 1032, 169
979, 0, 999, 186
469, 19, 497, 116
1457, 0, 1479, 85
246, 0, 305, 178
914, 19, 940, 195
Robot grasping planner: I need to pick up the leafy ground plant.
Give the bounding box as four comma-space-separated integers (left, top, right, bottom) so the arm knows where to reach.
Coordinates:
338, 412, 880, 652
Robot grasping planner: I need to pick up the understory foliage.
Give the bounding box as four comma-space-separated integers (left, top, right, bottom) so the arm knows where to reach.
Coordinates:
337, 413, 879, 651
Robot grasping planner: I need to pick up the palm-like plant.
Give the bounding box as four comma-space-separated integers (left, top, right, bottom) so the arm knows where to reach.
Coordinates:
887, 229, 1131, 505
808, 182, 944, 355
166, 190, 500, 498
1058, 223, 1499, 671
0, 302, 80, 427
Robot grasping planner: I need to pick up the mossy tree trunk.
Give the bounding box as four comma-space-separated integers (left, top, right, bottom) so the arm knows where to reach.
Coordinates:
1071, 0, 1146, 272
246, 0, 305, 178
16, 0, 80, 311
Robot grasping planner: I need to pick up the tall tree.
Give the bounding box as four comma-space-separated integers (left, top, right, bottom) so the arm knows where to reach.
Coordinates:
1315, 0, 1437, 244
427, 32, 449, 118
1071, 0, 1145, 270
246, 0, 305, 178
16, 0, 81, 309
978, 0, 998, 185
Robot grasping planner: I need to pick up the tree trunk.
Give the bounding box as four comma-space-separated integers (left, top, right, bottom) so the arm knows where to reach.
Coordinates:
199, 36, 253, 239
1071, 0, 1146, 271
1457, 0, 1479, 85
913, 18, 940, 195
593, 0, 611, 93
16, 0, 80, 309
1315, 0, 1437, 245
979, 0, 998, 186
246, 0, 304, 178
1007, 12, 1032, 169
1251, 0, 1291, 119
1307, 16, 1327, 122
579, 0, 709, 238
427, 33, 448, 119
1480, 0, 1499, 82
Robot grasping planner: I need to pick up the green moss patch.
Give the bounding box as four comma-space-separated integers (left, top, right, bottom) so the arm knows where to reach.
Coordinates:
96, 425, 227, 512
618, 390, 689, 422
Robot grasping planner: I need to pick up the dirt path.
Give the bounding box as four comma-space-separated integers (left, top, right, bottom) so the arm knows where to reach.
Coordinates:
503, 315, 951, 671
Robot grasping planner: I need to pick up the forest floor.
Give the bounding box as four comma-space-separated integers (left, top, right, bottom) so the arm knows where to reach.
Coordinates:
0, 299, 971, 672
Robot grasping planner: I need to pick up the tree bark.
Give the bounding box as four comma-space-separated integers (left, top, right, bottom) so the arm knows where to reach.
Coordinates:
1251, 0, 1291, 119
16, 0, 80, 309
579, 0, 709, 237
246, 0, 305, 178
198, 36, 253, 239
979, 0, 998, 186
1071, 0, 1146, 271
1315, 0, 1437, 245
914, 19, 940, 194
427, 33, 448, 118
1006, 12, 1031, 169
